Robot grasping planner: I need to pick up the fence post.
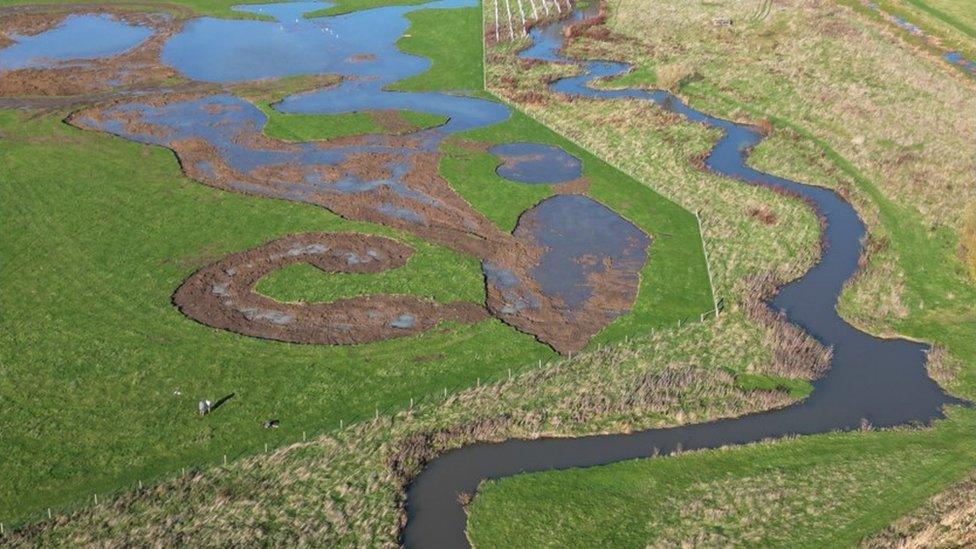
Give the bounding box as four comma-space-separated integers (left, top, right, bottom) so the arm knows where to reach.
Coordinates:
696, 209, 720, 316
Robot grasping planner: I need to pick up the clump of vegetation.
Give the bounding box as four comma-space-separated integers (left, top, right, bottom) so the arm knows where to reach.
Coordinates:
960, 201, 976, 281
655, 61, 699, 91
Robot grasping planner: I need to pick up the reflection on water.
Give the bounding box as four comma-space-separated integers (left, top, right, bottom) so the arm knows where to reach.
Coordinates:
489, 142, 582, 184
0, 14, 152, 70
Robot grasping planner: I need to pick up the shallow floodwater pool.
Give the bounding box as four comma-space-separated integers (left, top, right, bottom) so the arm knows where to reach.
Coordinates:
162, 0, 463, 83
489, 142, 582, 184
0, 14, 152, 70
516, 194, 649, 311
944, 52, 976, 76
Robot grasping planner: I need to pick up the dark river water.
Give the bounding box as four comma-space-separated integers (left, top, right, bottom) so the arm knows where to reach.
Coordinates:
402, 5, 964, 548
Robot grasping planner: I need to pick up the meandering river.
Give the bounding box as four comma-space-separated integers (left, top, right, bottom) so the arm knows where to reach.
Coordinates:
402, 5, 964, 547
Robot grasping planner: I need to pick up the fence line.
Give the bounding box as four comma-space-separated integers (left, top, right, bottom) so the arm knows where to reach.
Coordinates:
493, 0, 500, 42
515, 0, 528, 36
503, 0, 515, 40
695, 209, 721, 316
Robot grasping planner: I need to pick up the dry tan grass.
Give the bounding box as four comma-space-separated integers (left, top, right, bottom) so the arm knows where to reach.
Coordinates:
654, 62, 698, 91
961, 201, 976, 281
606, 0, 976, 232
863, 471, 976, 548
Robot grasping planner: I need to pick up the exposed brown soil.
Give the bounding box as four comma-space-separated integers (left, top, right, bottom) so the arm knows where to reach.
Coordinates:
747, 205, 779, 226
0, 11, 67, 41
68, 90, 653, 354
0, 9, 183, 97
552, 177, 589, 194
370, 109, 436, 135
38, 13, 649, 355
173, 232, 488, 345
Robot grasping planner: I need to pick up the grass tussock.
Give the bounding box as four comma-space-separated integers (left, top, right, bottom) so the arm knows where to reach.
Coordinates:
961, 201, 976, 281
742, 274, 832, 380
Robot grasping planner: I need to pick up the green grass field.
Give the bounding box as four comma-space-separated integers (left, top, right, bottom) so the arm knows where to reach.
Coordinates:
12, 0, 972, 544
0, 1, 713, 526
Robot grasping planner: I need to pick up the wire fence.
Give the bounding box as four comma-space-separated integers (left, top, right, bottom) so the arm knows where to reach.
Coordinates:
0, 290, 726, 538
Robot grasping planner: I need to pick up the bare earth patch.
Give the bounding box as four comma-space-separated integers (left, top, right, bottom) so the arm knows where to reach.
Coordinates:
173, 232, 487, 345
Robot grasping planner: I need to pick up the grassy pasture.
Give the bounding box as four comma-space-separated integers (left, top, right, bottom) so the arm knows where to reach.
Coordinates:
0, 1, 714, 527
466, 0, 976, 544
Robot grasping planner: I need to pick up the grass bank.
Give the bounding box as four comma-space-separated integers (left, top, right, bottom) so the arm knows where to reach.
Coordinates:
466, 0, 976, 544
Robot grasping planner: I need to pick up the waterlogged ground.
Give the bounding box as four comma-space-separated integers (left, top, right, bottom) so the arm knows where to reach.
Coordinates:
0, 0, 716, 523
0, 13, 151, 70
70, 0, 652, 352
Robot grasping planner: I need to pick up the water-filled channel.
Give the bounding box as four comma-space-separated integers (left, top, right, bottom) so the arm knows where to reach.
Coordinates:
401, 5, 965, 548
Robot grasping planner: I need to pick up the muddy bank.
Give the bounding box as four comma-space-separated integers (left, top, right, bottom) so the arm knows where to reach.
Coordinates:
173, 233, 487, 345
71, 88, 647, 355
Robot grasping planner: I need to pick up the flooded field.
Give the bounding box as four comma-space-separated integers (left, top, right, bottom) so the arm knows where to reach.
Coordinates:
0, 13, 151, 70
489, 142, 582, 184
1, 0, 653, 355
